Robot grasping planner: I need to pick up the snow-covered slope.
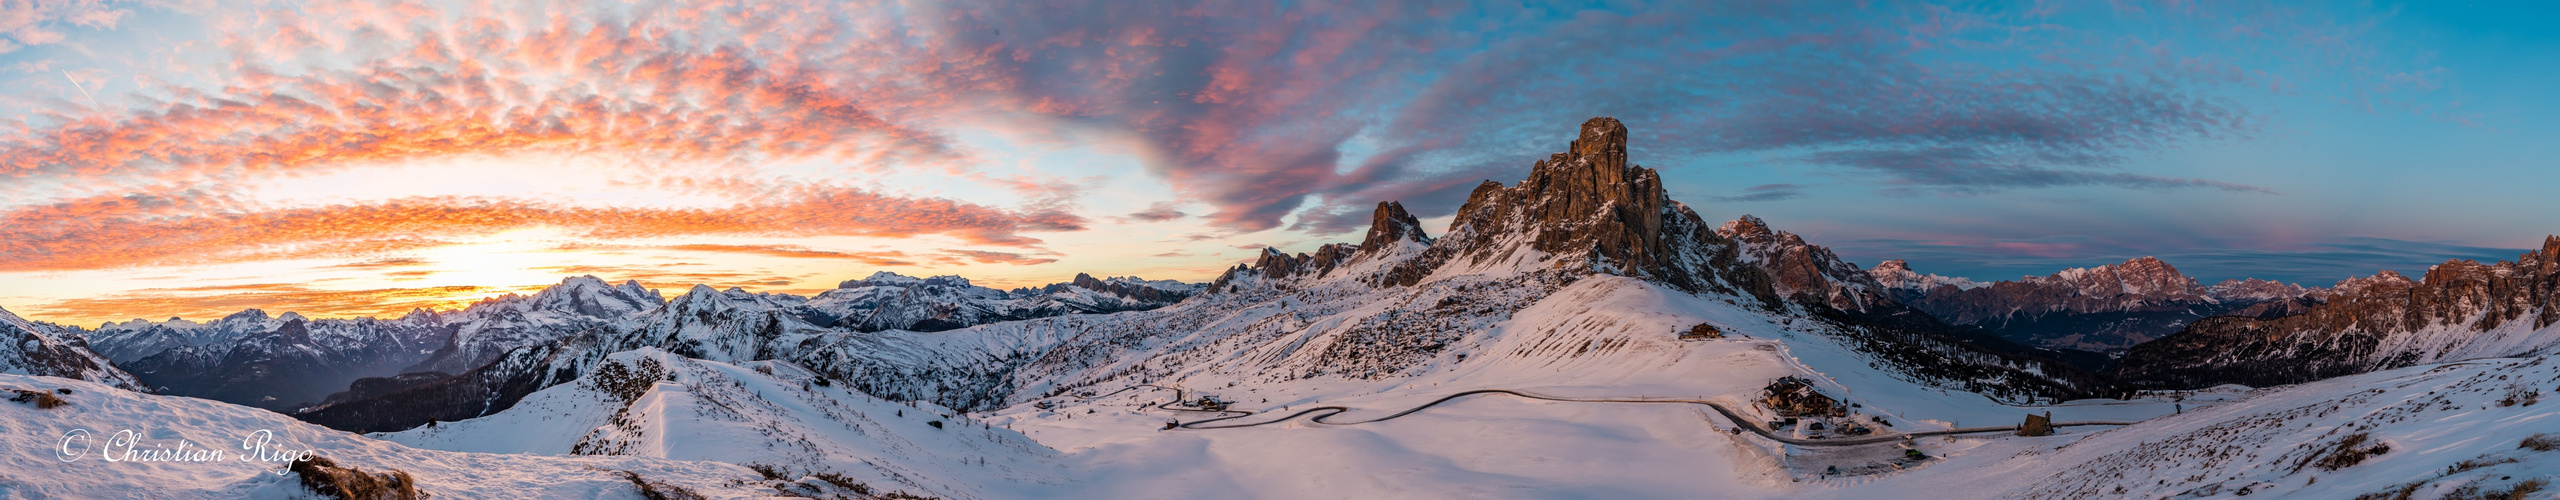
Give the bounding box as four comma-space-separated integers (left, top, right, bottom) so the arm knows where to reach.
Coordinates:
0, 306, 141, 391
0, 373, 779, 498
380, 348, 1062, 499
1825, 353, 2560, 499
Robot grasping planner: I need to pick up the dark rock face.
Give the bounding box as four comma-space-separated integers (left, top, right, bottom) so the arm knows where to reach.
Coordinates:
1873, 257, 2323, 351
1718, 215, 1899, 313
1358, 201, 1432, 255
2112, 236, 2560, 389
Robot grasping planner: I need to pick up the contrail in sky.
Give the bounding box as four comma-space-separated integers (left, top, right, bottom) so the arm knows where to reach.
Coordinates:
60, 70, 102, 109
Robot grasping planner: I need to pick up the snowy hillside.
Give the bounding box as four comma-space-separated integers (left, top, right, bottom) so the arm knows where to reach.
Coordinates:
380, 348, 1063, 499
0, 373, 780, 498
1826, 353, 2560, 499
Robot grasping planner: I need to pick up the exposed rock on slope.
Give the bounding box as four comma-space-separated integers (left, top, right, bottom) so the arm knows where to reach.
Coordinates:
0, 306, 142, 390
2112, 236, 2560, 388
1872, 257, 2323, 351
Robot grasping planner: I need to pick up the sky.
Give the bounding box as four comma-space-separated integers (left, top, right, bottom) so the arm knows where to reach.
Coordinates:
1, 0, 2555, 326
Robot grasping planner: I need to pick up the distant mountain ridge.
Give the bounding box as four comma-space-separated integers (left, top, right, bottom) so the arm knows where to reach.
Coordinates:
2112, 236, 2560, 389
71, 272, 1197, 414
1869, 257, 2325, 351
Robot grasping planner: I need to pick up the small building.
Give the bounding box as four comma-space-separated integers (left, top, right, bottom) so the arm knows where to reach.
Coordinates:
1195, 395, 1231, 412
1681, 323, 1724, 340
2017, 411, 2053, 437
1761, 377, 1845, 417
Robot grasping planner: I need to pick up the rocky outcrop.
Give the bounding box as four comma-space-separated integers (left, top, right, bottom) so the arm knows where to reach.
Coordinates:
2112, 236, 2560, 389
1359, 201, 1433, 254
1717, 214, 1898, 312
0, 306, 143, 391
1873, 257, 2323, 351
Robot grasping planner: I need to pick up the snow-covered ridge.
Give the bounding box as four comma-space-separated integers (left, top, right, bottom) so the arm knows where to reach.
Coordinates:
1833, 354, 2560, 499
0, 306, 141, 391
379, 348, 1062, 499
0, 372, 781, 498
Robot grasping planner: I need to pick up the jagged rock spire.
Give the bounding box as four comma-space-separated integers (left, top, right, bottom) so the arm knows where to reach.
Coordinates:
1358, 201, 1431, 254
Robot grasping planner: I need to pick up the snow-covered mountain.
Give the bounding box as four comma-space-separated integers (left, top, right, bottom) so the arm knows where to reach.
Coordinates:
0, 306, 141, 390
75, 311, 277, 364
1872, 257, 2325, 351
810, 272, 1200, 332
403, 275, 665, 375
85, 276, 662, 412
119, 311, 453, 411
2114, 237, 2560, 389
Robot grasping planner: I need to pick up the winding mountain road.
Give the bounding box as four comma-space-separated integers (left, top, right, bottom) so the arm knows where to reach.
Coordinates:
1138, 388, 2135, 447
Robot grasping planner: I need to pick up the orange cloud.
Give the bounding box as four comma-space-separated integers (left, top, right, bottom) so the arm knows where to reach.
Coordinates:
21, 283, 540, 326
942, 249, 1058, 266
0, 187, 1083, 272
552, 242, 921, 267
3, 12, 960, 184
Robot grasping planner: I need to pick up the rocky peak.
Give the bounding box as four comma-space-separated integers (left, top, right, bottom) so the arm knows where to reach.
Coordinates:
839, 272, 973, 289
1867, 259, 1983, 296
1720, 215, 1772, 238
2026, 256, 2207, 301
2204, 278, 2321, 302
2331, 270, 2418, 297
221, 309, 272, 324
526, 275, 663, 319
1357, 201, 1432, 255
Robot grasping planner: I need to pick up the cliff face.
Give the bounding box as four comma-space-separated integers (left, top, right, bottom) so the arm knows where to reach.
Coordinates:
1213, 117, 1891, 311
2112, 236, 2560, 389
1872, 257, 2322, 351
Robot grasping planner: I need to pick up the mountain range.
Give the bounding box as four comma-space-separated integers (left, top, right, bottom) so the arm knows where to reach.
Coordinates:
2, 117, 2553, 499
